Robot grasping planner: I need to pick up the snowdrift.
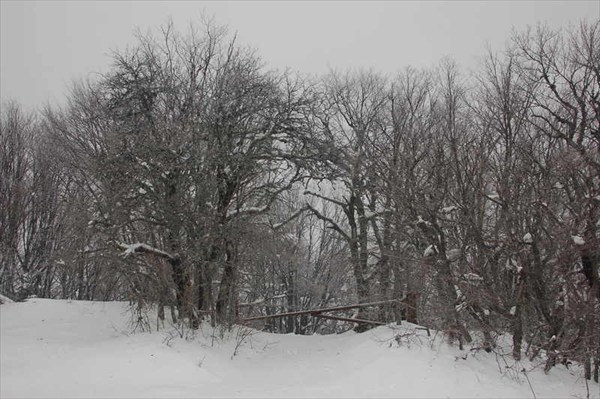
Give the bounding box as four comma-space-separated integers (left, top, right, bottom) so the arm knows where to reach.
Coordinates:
1, 299, 597, 398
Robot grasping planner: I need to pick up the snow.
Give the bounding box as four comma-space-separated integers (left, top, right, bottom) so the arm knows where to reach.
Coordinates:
270, 221, 285, 229
0, 293, 14, 304
516, 265, 523, 274
1, 299, 597, 398
572, 235, 585, 245
118, 242, 174, 260
227, 206, 267, 218
463, 273, 484, 284
424, 244, 437, 257
120, 242, 148, 256
441, 206, 458, 214
523, 233, 533, 244
416, 215, 432, 226
446, 248, 461, 262
364, 210, 377, 219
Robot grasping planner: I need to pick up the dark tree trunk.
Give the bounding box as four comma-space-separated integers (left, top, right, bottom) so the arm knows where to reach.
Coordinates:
581, 251, 600, 300
215, 241, 236, 325
512, 312, 523, 361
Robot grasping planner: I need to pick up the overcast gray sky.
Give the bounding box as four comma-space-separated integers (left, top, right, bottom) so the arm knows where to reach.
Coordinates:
1, 1, 598, 109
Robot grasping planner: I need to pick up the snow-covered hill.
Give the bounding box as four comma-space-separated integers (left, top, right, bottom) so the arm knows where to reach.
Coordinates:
1, 299, 597, 398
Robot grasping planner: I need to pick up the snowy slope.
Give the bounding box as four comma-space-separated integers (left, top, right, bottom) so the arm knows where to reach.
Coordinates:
1, 299, 597, 398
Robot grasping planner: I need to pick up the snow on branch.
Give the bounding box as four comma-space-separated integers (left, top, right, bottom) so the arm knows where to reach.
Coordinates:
303, 190, 347, 208
571, 235, 585, 246
270, 207, 308, 230
116, 242, 179, 263
416, 215, 432, 227
226, 206, 268, 219
227, 178, 303, 221
424, 244, 437, 257
305, 203, 350, 242
440, 206, 458, 214
363, 209, 386, 221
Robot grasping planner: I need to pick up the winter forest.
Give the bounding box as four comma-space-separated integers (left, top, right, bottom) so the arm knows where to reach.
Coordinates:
1, 17, 599, 384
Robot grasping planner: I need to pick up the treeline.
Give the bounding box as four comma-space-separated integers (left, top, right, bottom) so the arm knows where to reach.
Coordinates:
1, 19, 598, 379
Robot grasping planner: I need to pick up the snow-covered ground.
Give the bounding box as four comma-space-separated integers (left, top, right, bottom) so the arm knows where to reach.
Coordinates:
1, 299, 597, 398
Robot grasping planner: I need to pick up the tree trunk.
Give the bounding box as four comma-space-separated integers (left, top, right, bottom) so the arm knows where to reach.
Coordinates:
512, 311, 523, 360
216, 241, 236, 325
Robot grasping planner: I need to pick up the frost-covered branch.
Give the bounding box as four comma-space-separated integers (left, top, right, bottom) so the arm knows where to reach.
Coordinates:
270, 207, 308, 230
305, 203, 350, 242
303, 190, 347, 208
116, 242, 179, 263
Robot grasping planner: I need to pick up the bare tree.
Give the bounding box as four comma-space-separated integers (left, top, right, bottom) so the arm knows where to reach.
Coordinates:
305, 70, 390, 330
511, 20, 600, 377
0, 103, 64, 300
44, 19, 314, 327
